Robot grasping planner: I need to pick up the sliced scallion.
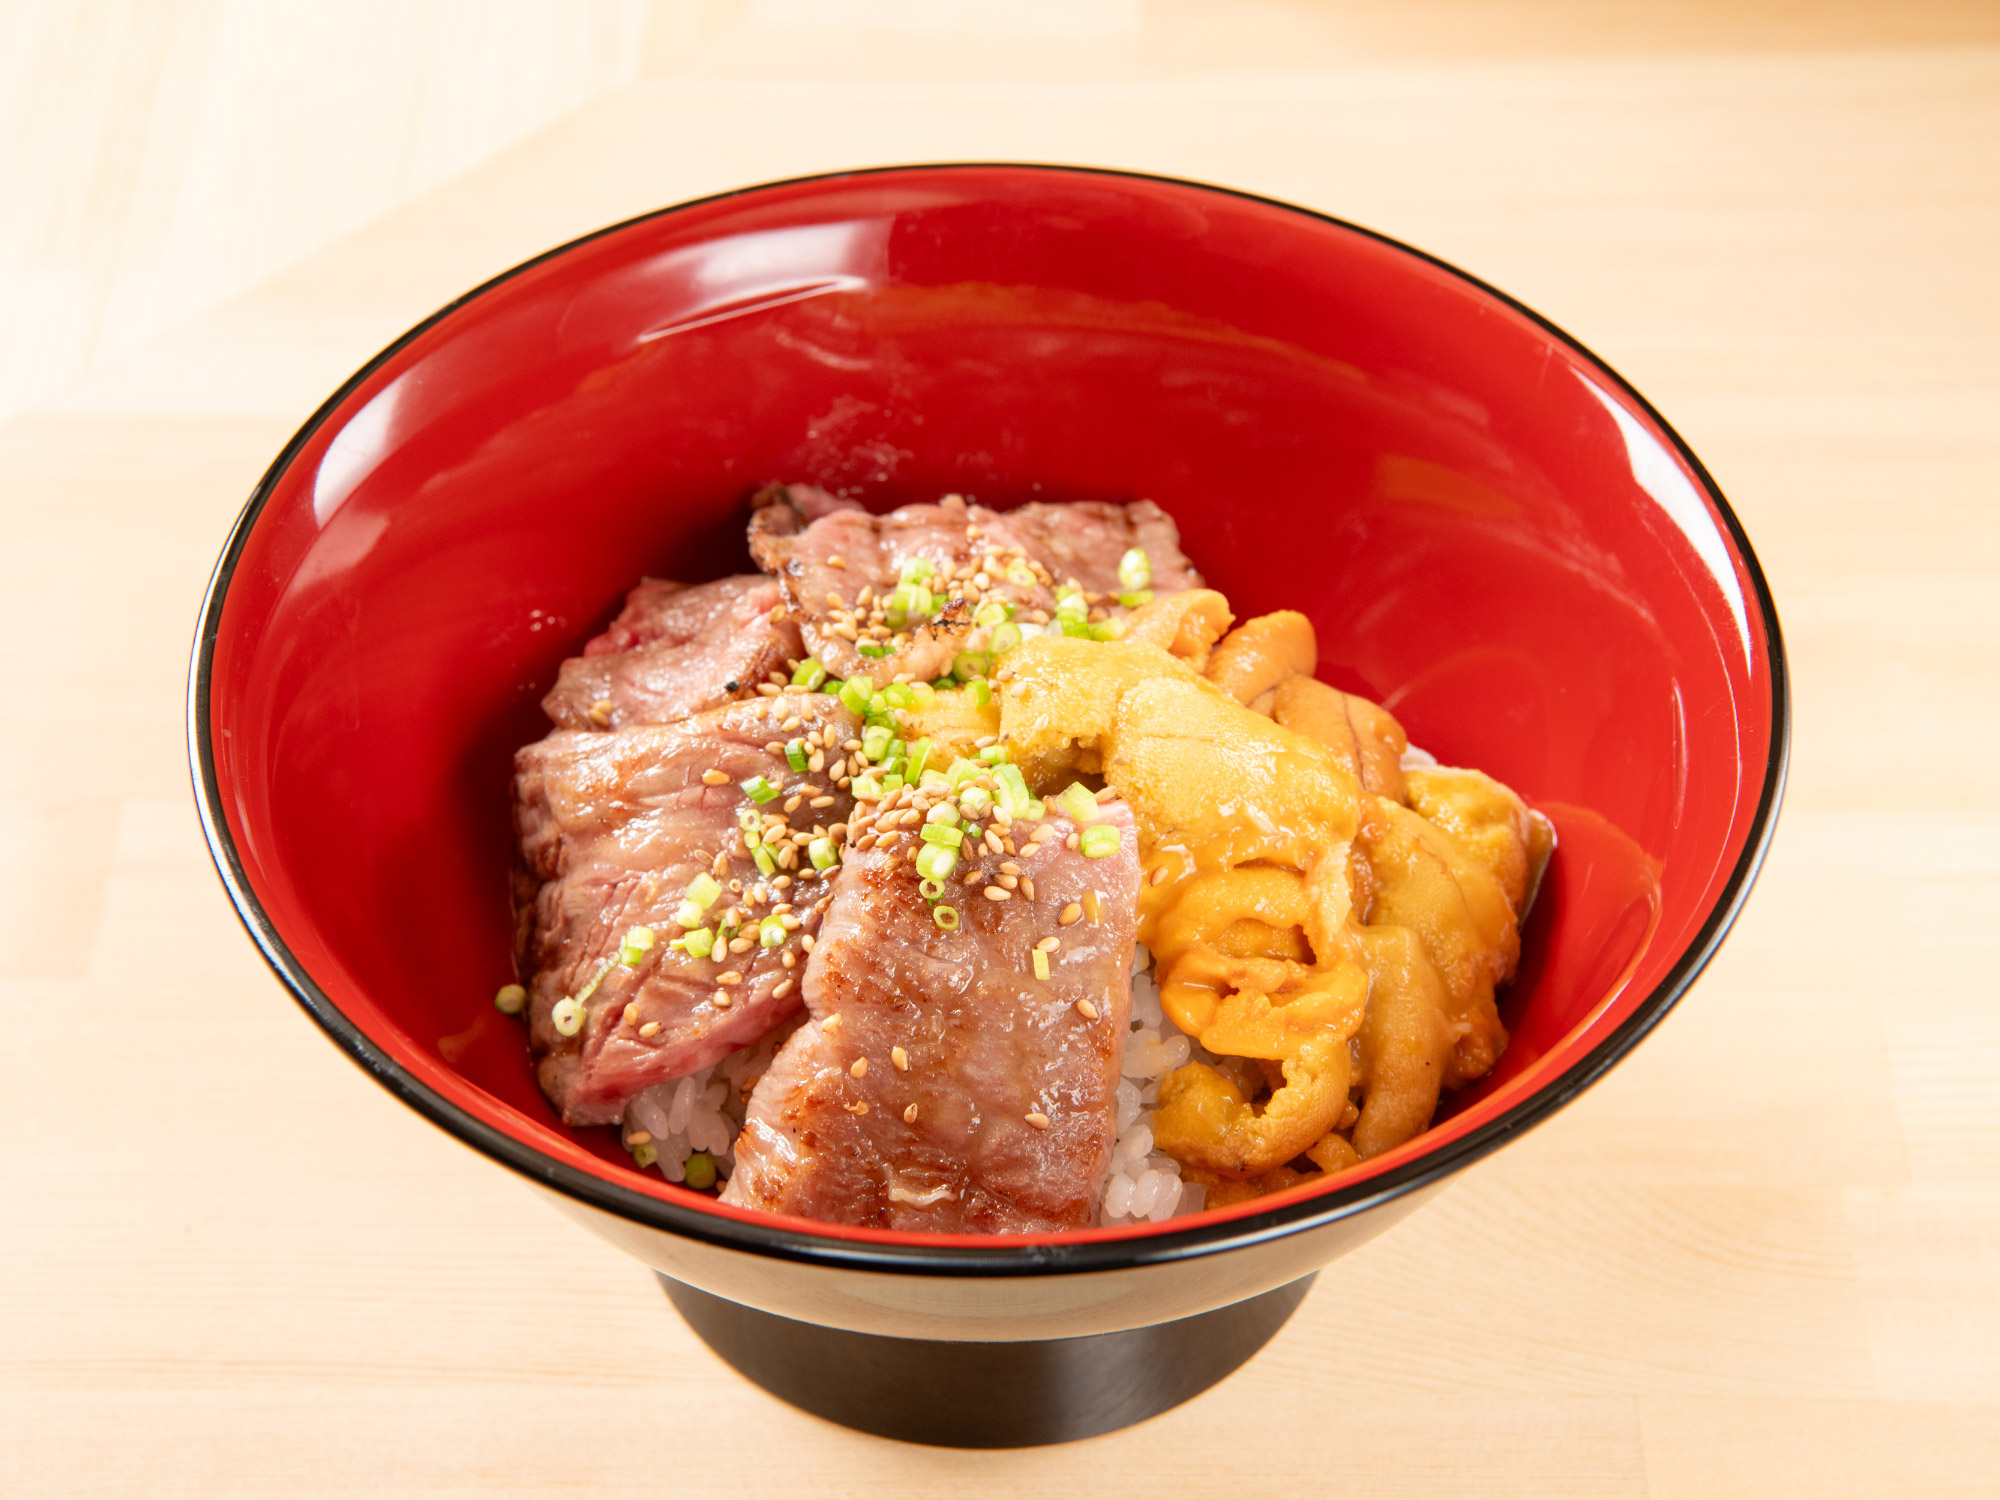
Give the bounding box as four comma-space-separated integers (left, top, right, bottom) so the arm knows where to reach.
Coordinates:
632, 1141, 659, 1169
753, 845, 778, 876
932, 904, 961, 931
837, 676, 874, 714
914, 843, 959, 882
1117, 547, 1152, 592
989, 622, 1022, 654
682, 1151, 717, 1191
786, 739, 809, 773
920, 823, 964, 849
791, 658, 829, 690
917, 877, 945, 900
951, 651, 990, 682
550, 997, 584, 1037
856, 642, 888, 659
741, 775, 780, 804
1117, 589, 1154, 608
685, 874, 721, 909
493, 983, 527, 1015
1080, 823, 1122, 859
969, 680, 993, 706
1054, 782, 1099, 825
861, 723, 894, 762
681, 926, 715, 959
759, 916, 786, 948
808, 838, 839, 870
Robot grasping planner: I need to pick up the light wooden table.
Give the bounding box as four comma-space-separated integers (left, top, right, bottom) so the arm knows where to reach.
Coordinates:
6, 5, 1998, 1494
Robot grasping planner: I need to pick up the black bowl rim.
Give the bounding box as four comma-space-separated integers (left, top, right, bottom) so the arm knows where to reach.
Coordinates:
188, 161, 1790, 1279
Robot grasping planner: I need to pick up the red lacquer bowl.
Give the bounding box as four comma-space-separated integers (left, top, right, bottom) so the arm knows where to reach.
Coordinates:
190, 165, 1786, 1437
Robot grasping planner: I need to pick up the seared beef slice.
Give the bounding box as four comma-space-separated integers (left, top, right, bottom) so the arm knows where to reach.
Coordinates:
749, 492, 1201, 684
542, 575, 802, 731
723, 800, 1141, 1231
514, 694, 858, 1125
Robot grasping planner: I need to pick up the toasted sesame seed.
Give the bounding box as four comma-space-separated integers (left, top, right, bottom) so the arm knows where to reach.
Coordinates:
827, 555, 846, 569
1085, 889, 1103, 925
845, 1100, 869, 1115
999, 874, 1019, 890
622, 1002, 640, 1026
1025, 1112, 1050, 1129
984, 886, 1010, 901
729, 937, 753, 954
850, 1058, 868, 1078
768, 605, 786, 624
1036, 936, 1061, 953
1075, 998, 1100, 1021
757, 683, 783, 696
627, 1130, 653, 1146
718, 970, 743, 985
1095, 785, 1117, 803
588, 699, 614, 725
891, 1046, 909, 1071
639, 1021, 661, 1038
773, 978, 794, 999
999, 861, 1021, 876
826, 591, 845, 609
903, 1103, 919, 1124
1059, 903, 1082, 925
781, 951, 796, 968
984, 830, 1004, 854
784, 794, 803, 813
713, 989, 732, 1007
801, 934, 816, 952
701, 769, 730, 786
963, 868, 983, 885
1021, 878, 1035, 900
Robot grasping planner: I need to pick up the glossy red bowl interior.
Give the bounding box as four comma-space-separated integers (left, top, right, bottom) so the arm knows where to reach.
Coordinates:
192, 164, 1785, 1268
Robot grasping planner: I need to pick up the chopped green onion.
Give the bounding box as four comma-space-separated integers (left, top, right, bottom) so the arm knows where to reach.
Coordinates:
883, 683, 915, 709
932, 676, 956, 691
852, 772, 884, 801
914, 844, 959, 882
969, 680, 993, 706
905, 736, 935, 777
867, 692, 890, 718
920, 823, 964, 849
1055, 588, 1087, 621
753, 845, 778, 876
1118, 547, 1152, 592
919, 769, 953, 795
918, 877, 945, 900
786, 739, 809, 773
1118, 589, 1155, 608
759, 916, 786, 948
673, 899, 705, 929
1032, 949, 1050, 981
979, 744, 1009, 765
1006, 561, 1038, 587
951, 651, 990, 682
493, 983, 527, 1015
738, 810, 760, 832
632, 1141, 659, 1169
680, 926, 715, 959
910, 681, 937, 708
741, 775, 779, 804
958, 785, 992, 816
550, 997, 584, 1037
1060, 618, 1095, 639
715, 913, 741, 941
682, 1151, 717, 1191
838, 676, 874, 714
946, 757, 983, 785
685, 874, 721, 909
926, 803, 960, 828
1025, 798, 1045, 821
880, 773, 905, 795
822, 677, 844, 695
973, 600, 1011, 628
856, 642, 888, 659
808, 838, 839, 870
933, 904, 961, 931
898, 556, 936, 585
994, 763, 1034, 818
791, 658, 829, 690
861, 723, 895, 762
619, 925, 657, 966
1089, 619, 1125, 641
1054, 782, 1100, 825
989, 622, 1023, 654
1080, 823, 1122, 859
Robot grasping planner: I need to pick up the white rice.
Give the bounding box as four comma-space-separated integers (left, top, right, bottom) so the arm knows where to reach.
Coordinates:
622, 1022, 794, 1185
1097, 944, 1207, 1225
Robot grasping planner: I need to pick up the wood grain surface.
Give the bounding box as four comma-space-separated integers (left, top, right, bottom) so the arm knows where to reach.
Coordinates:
4, 3, 1997, 1493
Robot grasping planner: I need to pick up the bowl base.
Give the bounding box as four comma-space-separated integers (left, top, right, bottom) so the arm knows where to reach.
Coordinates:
659, 1272, 1316, 1447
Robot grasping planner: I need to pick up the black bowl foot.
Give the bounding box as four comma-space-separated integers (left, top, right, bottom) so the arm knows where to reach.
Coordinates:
660, 1273, 1316, 1447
